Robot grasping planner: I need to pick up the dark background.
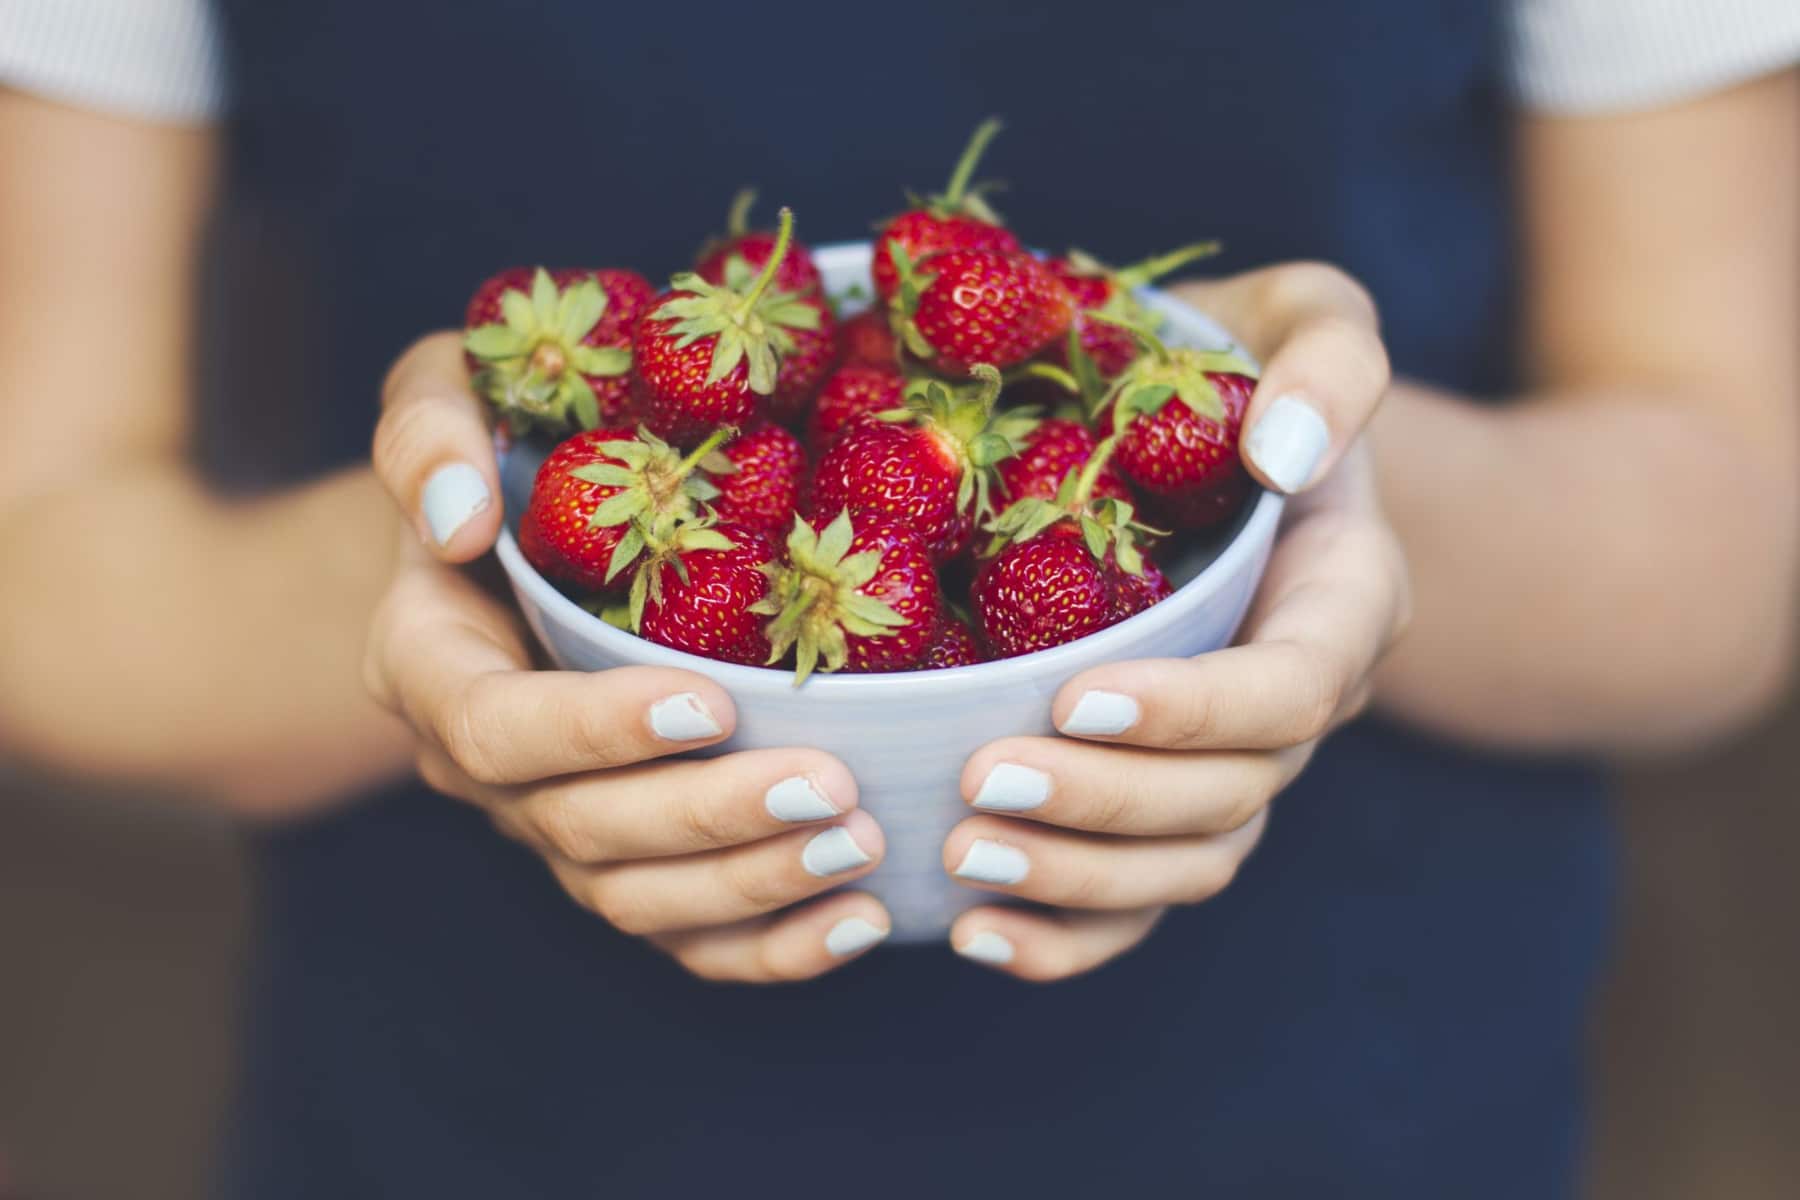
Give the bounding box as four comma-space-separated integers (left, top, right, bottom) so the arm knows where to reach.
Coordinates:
3, 672, 1797, 1198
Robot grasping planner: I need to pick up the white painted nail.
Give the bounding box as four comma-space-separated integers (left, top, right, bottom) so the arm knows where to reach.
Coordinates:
955, 930, 1016, 966
802, 827, 872, 877
420, 462, 491, 546
1060, 691, 1140, 736
972, 763, 1052, 812
825, 917, 889, 957
765, 775, 839, 823
954, 839, 1029, 885
648, 692, 722, 742
1244, 393, 1329, 493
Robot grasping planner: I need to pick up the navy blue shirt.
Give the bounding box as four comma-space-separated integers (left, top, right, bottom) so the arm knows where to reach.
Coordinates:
210, 2, 1612, 1195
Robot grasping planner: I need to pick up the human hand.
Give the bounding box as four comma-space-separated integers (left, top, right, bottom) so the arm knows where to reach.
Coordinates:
364, 334, 893, 981
945, 264, 1409, 980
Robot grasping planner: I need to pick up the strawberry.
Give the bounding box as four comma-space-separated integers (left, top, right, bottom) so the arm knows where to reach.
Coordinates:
872, 119, 1021, 303
918, 616, 984, 669
974, 429, 1167, 657
768, 296, 838, 425
463, 267, 653, 432
972, 528, 1116, 658
635, 525, 776, 666
1100, 322, 1261, 529
807, 363, 904, 455
888, 246, 1074, 374
518, 425, 732, 593
838, 308, 899, 369
810, 366, 1036, 562
996, 417, 1133, 506
695, 189, 823, 297
1045, 244, 1218, 378
710, 422, 806, 537
635, 207, 823, 443
752, 509, 940, 681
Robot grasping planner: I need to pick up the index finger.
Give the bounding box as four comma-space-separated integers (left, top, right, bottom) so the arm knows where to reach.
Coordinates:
1049, 513, 1404, 751
369, 560, 737, 784
372, 331, 504, 561
1169, 263, 1390, 495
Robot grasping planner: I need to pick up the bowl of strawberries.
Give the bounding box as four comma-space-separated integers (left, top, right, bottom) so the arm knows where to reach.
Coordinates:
475, 123, 1283, 941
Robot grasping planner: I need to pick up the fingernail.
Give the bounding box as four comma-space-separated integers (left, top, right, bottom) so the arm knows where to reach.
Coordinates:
825, 917, 889, 957
802, 826, 873, 877
765, 775, 840, 823
420, 462, 491, 546
648, 692, 722, 742
1244, 393, 1329, 493
955, 930, 1016, 966
1060, 691, 1140, 736
954, 839, 1030, 885
972, 763, 1051, 812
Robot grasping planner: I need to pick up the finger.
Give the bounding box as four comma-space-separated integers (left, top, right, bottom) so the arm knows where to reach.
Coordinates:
1051, 515, 1402, 750
552, 809, 885, 936
372, 330, 503, 560
961, 737, 1307, 836
942, 811, 1266, 911
1169, 265, 1389, 494
420, 744, 859, 861
650, 892, 894, 984
370, 565, 735, 784
948, 905, 1164, 982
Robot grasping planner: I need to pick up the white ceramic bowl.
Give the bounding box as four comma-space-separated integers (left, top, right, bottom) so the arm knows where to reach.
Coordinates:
494, 242, 1281, 942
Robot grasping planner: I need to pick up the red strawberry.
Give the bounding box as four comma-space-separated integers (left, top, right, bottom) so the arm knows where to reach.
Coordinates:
889, 247, 1074, 374
636, 207, 823, 443
838, 308, 899, 369
996, 417, 1133, 506
973, 528, 1115, 658
807, 363, 904, 454
768, 297, 838, 424
710, 423, 806, 537
464, 267, 653, 432
810, 366, 1036, 562
1102, 327, 1260, 529
695, 190, 823, 297
872, 119, 1021, 303
636, 525, 775, 666
1045, 244, 1218, 379
518, 426, 732, 593
917, 617, 984, 669
753, 509, 940, 681
1107, 555, 1173, 623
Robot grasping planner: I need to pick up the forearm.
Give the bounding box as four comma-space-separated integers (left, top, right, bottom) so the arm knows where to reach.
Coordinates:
1372, 383, 1798, 755
0, 462, 414, 814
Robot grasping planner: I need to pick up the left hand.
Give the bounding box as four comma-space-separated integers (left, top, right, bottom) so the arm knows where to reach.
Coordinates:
943, 263, 1410, 980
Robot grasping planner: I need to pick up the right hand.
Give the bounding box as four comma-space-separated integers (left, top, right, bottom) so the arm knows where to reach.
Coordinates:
364, 333, 892, 982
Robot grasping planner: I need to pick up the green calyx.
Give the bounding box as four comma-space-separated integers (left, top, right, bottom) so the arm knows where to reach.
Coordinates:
750, 510, 910, 686
1087, 313, 1258, 431
983, 433, 1160, 575
653, 206, 820, 396
567, 425, 735, 585
884, 239, 939, 360
464, 268, 631, 432
877, 363, 1037, 521
623, 510, 740, 634
1064, 241, 1221, 291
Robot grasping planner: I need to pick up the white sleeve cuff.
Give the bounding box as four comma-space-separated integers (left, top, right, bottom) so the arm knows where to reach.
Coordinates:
1507, 0, 1800, 114
0, 0, 226, 124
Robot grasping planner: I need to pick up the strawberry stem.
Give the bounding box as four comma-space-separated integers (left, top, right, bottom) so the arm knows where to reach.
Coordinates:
1071, 431, 1123, 506
1018, 361, 1081, 394
734, 206, 794, 316
942, 118, 1003, 207
675, 425, 736, 478
726, 188, 757, 238
1090, 311, 1173, 364
1114, 241, 1222, 289
966, 362, 1004, 417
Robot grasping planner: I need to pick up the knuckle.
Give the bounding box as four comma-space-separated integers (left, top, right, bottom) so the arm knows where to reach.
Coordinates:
1169, 686, 1222, 748
677, 793, 739, 851
723, 857, 792, 915
674, 948, 737, 984
1015, 942, 1078, 984
1085, 780, 1136, 835
533, 792, 605, 863
1056, 860, 1112, 910
590, 879, 658, 936
1181, 856, 1240, 905
1283, 645, 1346, 743
439, 682, 510, 785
